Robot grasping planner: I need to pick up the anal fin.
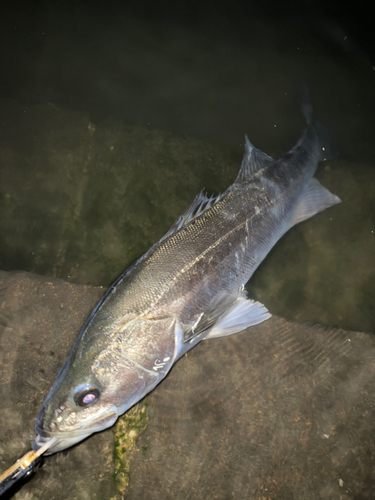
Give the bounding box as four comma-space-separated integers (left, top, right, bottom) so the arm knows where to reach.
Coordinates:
292, 177, 341, 226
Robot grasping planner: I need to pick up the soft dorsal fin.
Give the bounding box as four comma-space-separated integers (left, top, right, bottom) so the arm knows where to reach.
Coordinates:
160, 190, 224, 242
235, 136, 274, 184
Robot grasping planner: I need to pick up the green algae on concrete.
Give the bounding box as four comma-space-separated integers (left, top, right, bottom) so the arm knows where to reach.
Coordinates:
112, 402, 149, 498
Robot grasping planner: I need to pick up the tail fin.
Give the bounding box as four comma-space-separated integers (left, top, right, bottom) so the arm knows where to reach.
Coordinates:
299, 85, 339, 162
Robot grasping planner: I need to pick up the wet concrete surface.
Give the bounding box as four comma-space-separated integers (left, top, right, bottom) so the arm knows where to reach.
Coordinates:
1, 271, 375, 499
0, 271, 116, 500
127, 318, 375, 500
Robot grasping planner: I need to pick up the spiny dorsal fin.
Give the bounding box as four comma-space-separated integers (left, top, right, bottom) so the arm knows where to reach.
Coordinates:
235, 136, 274, 184
160, 190, 224, 242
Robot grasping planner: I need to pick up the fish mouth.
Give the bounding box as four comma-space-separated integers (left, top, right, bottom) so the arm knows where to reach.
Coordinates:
32, 433, 92, 455
33, 407, 118, 455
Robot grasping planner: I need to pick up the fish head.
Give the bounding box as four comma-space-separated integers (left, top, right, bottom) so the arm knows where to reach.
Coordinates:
33, 316, 177, 454
32, 356, 117, 454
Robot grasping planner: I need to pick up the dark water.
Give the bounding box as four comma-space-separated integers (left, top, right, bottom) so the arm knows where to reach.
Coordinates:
0, 1, 374, 333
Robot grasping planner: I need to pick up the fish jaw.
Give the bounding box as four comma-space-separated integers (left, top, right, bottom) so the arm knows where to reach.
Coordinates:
32, 433, 90, 455
33, 405, 118, 455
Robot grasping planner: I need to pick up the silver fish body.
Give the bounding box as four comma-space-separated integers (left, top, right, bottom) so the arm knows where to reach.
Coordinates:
33, 98, 340, 454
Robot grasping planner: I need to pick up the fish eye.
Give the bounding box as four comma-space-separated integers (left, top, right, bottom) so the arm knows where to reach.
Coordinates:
73, 386, 101, 407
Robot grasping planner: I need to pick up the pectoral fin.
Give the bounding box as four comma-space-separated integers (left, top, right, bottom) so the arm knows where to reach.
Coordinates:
205, 292, 271, 339
184, 291, 271, 343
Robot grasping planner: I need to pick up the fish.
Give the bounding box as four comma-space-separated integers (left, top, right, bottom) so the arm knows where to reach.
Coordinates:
32, 94, 341, 455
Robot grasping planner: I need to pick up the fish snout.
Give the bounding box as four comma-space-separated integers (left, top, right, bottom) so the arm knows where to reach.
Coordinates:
34, 404, 50, 435
34, 402, 63, 436
33, 404, 119, 454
